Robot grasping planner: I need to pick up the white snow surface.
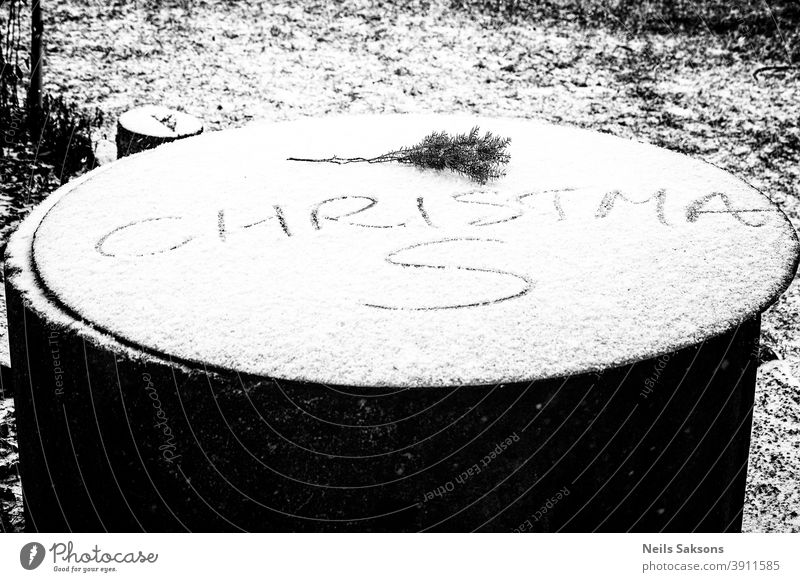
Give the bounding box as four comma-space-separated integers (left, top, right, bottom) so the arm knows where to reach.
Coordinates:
117, 105, 203, 138
10, 114, 799, 387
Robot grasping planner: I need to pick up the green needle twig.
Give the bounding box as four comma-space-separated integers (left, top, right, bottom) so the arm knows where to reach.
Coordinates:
288, 126, 511, 184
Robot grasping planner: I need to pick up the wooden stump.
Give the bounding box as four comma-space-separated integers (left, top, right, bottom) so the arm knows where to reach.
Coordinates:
5, 115, 798, 532
115, 105, 203, 158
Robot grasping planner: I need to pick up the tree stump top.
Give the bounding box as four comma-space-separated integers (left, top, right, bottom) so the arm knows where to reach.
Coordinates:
117, 105, 203, 140
7, 115, 798, 387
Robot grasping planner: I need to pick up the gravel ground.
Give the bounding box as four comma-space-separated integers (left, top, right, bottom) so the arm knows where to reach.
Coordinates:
1, 0, 798, 531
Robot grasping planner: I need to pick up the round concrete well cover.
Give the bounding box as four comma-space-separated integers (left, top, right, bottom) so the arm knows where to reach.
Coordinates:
28, 115, 799, 387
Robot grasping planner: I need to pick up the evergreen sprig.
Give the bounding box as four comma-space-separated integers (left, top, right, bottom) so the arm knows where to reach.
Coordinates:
288, 126, 511, 184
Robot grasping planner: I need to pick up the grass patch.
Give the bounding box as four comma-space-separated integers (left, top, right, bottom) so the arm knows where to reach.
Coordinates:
452, 0, 800, 61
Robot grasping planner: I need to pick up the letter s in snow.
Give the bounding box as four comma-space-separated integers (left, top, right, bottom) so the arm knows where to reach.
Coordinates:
363, 237, 532, 311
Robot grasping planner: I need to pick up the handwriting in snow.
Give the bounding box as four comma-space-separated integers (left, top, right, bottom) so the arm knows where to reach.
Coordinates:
92, 187, 778, 311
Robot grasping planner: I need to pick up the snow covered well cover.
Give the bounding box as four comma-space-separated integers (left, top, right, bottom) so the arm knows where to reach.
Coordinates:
19, 115, 800, 387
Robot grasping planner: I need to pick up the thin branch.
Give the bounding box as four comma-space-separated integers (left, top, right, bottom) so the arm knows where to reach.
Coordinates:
0, 436, 17, 451
752, 64, 797, 80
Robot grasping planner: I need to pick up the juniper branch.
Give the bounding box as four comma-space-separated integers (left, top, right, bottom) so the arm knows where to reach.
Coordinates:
287, 127, 511, 184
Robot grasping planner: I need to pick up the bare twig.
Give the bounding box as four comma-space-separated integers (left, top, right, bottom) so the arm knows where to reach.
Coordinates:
752, 65, 798, 80
0, 437, 17, 451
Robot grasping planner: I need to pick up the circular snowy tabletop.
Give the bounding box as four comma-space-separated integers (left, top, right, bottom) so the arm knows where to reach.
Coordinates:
14, 114, 799, 387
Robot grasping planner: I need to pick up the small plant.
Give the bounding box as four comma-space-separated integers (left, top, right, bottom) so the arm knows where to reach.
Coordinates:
0, 0, 25, 148
288, 126, 511, 184
33, 93, 104, 180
